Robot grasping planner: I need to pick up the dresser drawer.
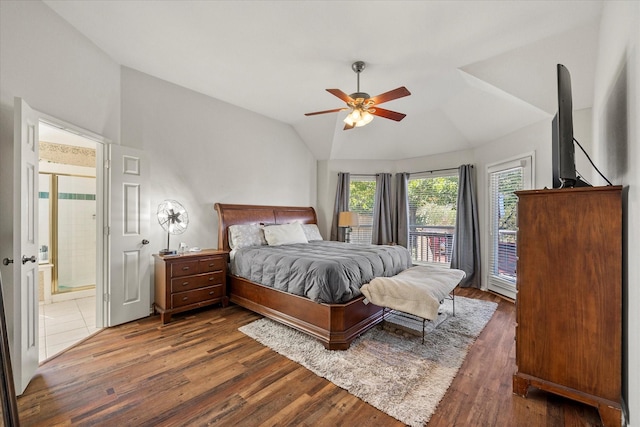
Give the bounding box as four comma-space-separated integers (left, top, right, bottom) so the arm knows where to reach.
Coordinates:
199, 257, 225, 273
170, 260, 199, 277
154, 249, 229, 324
171, 285, 225, 308
170, 271, 224, 293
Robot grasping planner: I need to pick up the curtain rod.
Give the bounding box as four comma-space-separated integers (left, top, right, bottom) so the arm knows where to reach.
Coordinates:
410, 165, 472, 175
341, 165, 472, 177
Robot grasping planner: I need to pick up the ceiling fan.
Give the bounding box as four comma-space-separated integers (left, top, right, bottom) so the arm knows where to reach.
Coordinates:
305, 61, 411, 130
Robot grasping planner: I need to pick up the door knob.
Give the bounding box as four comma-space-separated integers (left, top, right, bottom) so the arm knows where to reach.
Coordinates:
2, 258, 13, 266
142, 239, 150, 245
22, 255, 37, 264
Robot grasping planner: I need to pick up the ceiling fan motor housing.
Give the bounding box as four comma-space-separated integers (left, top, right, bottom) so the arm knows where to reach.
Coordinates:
349, 92, 370, 101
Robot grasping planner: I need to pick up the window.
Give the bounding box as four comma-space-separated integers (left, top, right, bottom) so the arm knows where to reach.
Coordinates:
487, 154, 533, 298
348, 176, 376, 244
407, 173, 459, 265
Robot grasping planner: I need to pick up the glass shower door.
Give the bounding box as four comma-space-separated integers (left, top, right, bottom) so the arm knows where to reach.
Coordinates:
55, 175, 96, 292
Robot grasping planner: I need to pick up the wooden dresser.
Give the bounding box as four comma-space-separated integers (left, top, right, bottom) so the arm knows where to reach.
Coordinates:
513, 186, 622, 427
153, 249, 228, 323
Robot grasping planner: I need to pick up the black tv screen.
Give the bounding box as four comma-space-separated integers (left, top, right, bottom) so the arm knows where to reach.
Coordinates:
552, 64, 591, 188
552, 64, 577, 188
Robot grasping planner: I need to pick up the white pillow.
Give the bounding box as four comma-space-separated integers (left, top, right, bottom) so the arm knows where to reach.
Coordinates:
228, 224, 267, 249
263, 222, 308, 246
301, 224, 323, 241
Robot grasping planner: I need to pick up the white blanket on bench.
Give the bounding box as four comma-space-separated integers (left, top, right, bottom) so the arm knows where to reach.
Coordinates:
361, 265, 466, 321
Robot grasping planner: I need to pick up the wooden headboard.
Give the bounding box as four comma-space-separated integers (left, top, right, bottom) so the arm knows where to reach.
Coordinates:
214, 203, 318, 252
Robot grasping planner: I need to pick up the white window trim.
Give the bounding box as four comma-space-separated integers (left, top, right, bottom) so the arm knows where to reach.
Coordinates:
486, 152, 535, 299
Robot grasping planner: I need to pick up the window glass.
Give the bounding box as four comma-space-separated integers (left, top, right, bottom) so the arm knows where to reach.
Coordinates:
488, 155, 533, 297
407, 174, 458, 265
348, 177, 376, 244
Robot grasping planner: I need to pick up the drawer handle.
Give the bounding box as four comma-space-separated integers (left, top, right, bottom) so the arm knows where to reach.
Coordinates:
209, 277, 214, 281
182, 266, 190, 271
182, 296, 189, 301
182, 281, 189, 286
209, 291, 215, 295
209, 263, 215, 267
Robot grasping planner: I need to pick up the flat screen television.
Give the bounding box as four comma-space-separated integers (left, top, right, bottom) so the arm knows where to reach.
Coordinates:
552, 64, 590, 188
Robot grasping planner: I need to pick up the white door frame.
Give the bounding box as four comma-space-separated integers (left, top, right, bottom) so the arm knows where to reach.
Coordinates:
38, 115, 110, 329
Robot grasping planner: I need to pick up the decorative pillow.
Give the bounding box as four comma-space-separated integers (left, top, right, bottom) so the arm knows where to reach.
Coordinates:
263, 222, 308, 246
228, 224, 267, 250
301, 223, 323, 241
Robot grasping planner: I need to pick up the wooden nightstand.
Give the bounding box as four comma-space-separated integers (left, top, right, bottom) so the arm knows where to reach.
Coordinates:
153, 249, 228, 324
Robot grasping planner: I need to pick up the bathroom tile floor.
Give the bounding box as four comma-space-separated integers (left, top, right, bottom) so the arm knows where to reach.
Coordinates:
39, 296, 100, 362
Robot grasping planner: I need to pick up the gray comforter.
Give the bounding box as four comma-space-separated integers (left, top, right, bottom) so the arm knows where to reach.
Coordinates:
230, 241, 413, 304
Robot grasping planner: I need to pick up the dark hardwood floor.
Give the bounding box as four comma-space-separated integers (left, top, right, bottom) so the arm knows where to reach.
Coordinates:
17, 288, 603, 426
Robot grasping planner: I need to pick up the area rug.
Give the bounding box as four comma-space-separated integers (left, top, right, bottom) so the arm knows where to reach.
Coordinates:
239, 296, 498, 426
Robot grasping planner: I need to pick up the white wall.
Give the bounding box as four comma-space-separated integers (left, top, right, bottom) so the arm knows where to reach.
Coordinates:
121, 67, 317, 252
0, 0, 317, 385
0, 0, 121, 379
591, 1, 639, 424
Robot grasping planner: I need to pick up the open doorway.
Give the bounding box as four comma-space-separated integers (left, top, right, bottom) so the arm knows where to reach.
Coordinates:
37, 122, 101, 362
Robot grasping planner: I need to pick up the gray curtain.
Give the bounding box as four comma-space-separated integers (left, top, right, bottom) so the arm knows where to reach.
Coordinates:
372, 173, 393, 245
393, 172, 410, 248
330, 172, 350, 242
450, 164, 481, 288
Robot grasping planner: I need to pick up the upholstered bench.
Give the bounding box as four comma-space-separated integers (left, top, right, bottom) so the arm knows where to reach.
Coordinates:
361, 265, 466, 342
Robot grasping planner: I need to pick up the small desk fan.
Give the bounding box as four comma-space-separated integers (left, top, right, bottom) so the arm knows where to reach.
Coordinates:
157, 200, 189, 255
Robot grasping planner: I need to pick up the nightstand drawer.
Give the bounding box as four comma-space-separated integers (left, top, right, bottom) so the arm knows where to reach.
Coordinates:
199, 257, 225, 273
171, 285, 224, 308
170, 260, 199, 277
170, 271, 224, 292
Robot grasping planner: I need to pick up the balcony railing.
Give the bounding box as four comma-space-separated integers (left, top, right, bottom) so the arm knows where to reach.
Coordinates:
409, 225, 454, 264
494, 229, 517, 279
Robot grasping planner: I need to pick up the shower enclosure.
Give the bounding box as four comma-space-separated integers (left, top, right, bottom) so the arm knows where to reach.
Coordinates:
39, 173, 96, 294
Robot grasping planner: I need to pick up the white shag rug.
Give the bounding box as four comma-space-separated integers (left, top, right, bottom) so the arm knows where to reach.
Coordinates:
239, 296, 498, 427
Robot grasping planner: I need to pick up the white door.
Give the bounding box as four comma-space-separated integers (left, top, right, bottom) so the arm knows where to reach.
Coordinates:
12, 98, 40, 395
107, 144, 151, 326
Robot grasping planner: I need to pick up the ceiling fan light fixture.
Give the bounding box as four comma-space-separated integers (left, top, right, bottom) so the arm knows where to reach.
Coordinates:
343, 108, 360, 126
356, 110, 374, 127
344, 107, 373, 127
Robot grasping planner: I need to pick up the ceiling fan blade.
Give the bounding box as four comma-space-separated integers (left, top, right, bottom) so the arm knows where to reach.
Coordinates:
305, 107, 348, 116
369, 87, 411, 105
343, 122, 356, 131
371, 107, 407, 121
326, 89, 354, 103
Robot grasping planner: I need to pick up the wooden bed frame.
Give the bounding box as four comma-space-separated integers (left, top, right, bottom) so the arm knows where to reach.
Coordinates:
214, 203, 384, 350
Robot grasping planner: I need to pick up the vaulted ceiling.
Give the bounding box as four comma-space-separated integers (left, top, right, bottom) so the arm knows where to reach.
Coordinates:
43, 0, 603, 161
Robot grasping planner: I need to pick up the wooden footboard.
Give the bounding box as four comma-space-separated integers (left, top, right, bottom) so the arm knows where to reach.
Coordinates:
229, 274, 383, 350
